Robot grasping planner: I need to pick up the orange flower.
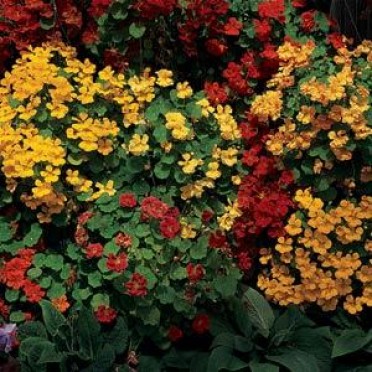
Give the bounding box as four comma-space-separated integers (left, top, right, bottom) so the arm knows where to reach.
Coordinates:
51, 295, 70, 313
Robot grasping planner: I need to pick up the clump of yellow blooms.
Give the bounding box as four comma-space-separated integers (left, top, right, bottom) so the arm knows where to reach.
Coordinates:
217, 200, 242, 231
263, 39, 372, 173
178, 153, 203, 174
251, 90, 283, 122
165, 112, 191, 141
258, 189, 372, 315
0, 42, 242, 223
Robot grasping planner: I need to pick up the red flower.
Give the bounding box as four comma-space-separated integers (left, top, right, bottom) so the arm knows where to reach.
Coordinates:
78, 211, 94, 225
209, 230, 228, 249
88, 0, 112, 18
327, 32, 345, 49
159, 217, 181, 239
119, 192, 137, 208
253, 19, 272, 42
134, 0, 177, 19
223, 17, 242, 36
186, 263, 205, 283
168, 325, 183, 342
237, 252, 252, 271
279, 170, 294, 186
192, 314, 210, 334
125, 273, 148, 297
17, 248, 36, 263
258, 0, 285, 23
86, 243, 104, 259
205, 39, 228, 57
301, 10, 316, 32
141, 196, 169, 220
95, 305, 118, 324
106, 253, 128, 273
75, 226, 89, 247
0, 299, 9, 318
201, 210, 214, 223
23, 280, 45, 303
204, 82, 228, 106
292, 0, 307, 7
0, 257, 30, 290
115, 233, 132, 248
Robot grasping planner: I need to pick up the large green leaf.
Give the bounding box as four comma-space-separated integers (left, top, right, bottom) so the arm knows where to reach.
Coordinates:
332, 329, 372, 358
103, 317, 128, 355
249, 361, 279, 372
266, 348, 320, 372
77, 306, 101, 360
207, 346, 249, 372
40, 300, 67, 337
242, 288, 275, 338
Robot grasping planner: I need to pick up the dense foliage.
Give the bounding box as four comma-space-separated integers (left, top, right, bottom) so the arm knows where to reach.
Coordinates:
0, 0, 371, 371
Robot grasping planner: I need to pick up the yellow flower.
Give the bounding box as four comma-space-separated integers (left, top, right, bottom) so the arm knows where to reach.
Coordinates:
205, 161, 221, 180
180, 219, 197, 239
220, 147, 238, 167
176, 81, 193, 99
284, 214, 302, 236
40, 166, 61, 184
127, 134, 150, 156
178, 153, 203, 174
196, 98, 215, 117
275, 237, 293, 254
231, 175, 241, 185
251, 90, 283, 121
155, 69, 174, 87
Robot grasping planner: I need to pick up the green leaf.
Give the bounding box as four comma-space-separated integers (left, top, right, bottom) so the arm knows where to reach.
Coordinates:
5, 289, 19, 302
231, 298, 252, 338
154, 162, 171, 179
103, 317, 128, 355
249, 361, 279, 372
129, 23, 146, 38
91, 293, 110, 308
92, 343, 116, 371
88, 272, 103, 288
18, 321, 48, 341
78, 306, 101, 360
190, 235, 208, 259
170, 266, 187, 280
27, 267, 43, 280
10, 311, 25, 323
266, 348, 320, 372
332, 329, 372, 358
40, 300, 67, 337
47, 282, 66, 299
0, 220, 12, 242
138, 306, 161, 326
207, 346, 249, 372
44, 254, 64, 271
213, 275, 238, 299
242, 287, 275, 338
23, 223, 42, 247
153, 125, 168, 143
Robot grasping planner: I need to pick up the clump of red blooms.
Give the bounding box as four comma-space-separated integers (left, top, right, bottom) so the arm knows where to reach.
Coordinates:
0, 0, 113, 71
125, 273, 148, 297
232, 113, 294, 268
192, 313, 210, 334
140, 196, 182, 240
186, 263, 205, 283
168, 325, 183, 342
0, 247, 45, 313
133, 0, 177, 19
177, 0, 242, 57
94, 305, 118, 324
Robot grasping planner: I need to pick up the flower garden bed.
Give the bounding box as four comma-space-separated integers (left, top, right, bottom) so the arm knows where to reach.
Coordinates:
0, 0, 371, 371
